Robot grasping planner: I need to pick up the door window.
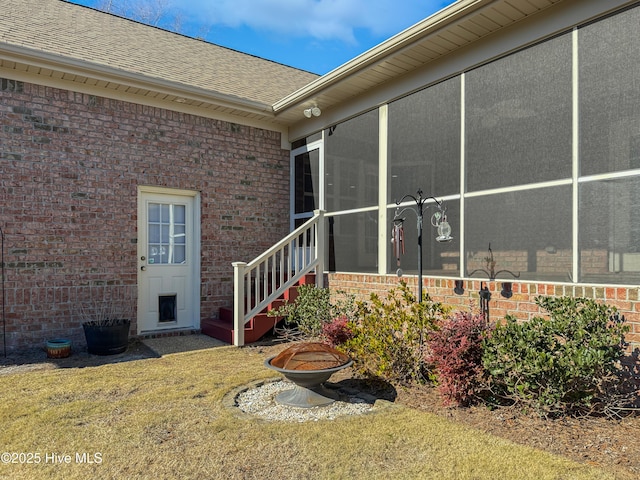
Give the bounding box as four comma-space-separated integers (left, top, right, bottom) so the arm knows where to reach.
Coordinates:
147, 203, 186, 265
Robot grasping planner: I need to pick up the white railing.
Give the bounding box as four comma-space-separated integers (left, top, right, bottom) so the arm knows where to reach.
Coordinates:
232, 210, 325, 346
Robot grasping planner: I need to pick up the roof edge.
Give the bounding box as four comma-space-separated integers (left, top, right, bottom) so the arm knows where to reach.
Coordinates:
59, 0, 320, 78
1, 43, 275, 115
272, 0, 490, 112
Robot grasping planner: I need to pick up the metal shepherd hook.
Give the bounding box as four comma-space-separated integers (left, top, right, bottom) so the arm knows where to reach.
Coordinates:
393, 189, 452, 303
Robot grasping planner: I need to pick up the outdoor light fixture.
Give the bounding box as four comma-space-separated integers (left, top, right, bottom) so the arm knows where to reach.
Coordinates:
454, 280, 465, 295
393, 189, 452, 303
303, 107, 321, 118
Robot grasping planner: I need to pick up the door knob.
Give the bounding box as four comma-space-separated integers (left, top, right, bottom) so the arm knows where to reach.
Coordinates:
141, 266, 147, 271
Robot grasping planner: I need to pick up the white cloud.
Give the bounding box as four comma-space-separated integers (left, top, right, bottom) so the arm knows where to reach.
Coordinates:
174, 0, 449, 44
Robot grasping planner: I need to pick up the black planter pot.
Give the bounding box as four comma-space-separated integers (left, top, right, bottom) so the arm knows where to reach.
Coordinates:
82, 319, 130, 355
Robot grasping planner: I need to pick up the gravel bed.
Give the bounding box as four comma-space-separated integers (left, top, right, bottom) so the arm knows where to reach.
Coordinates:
235, 380, 376, 422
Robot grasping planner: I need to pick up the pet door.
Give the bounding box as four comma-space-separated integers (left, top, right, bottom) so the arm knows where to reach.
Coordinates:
159, 295, 177, 323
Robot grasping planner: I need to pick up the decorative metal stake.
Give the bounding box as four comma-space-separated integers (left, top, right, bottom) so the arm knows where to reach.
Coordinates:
479, 282, 491, 322
468, 243, 519, 320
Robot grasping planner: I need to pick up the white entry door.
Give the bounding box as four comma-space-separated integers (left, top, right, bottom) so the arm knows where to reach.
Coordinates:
137, 188, 200, 333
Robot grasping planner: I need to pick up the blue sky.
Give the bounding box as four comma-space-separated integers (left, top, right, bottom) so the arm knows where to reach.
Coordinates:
67, 0, 456, 74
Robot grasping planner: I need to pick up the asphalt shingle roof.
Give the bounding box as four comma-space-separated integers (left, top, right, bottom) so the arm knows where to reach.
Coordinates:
1, 0, 319, 106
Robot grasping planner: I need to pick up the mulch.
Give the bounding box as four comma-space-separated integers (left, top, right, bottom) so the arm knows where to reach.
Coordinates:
394, 383, 640, 479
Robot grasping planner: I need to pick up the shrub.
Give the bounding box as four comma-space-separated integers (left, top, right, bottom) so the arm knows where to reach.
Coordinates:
482, 296, 629, 417
268, 285, 356, 338
341, 282, 448, 383
427, 311, 492, 407
321, 316, 354, 347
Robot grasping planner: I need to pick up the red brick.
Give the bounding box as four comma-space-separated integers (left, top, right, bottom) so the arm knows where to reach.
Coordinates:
1, 81, 290, 351
327, 274, 640, 356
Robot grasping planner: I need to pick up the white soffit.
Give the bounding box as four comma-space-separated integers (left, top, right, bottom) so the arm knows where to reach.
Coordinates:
273, 0, 573, 124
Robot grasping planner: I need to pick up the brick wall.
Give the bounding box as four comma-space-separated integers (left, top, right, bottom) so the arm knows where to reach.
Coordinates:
327, 273, 640, 355
0, 79, 290, 351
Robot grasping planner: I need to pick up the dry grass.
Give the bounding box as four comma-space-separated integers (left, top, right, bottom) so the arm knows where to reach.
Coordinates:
0, 346, 620, 480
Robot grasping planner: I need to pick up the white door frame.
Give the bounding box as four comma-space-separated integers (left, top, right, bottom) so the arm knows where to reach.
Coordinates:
290, 138, 323, 230
137, 186, 201, 334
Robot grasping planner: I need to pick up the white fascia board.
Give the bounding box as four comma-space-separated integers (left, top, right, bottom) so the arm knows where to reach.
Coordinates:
0, 43, 275, 116
272, 0, 491, 113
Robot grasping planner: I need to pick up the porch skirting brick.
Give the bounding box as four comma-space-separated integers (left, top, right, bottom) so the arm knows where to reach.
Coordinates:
326, 273, 640, 355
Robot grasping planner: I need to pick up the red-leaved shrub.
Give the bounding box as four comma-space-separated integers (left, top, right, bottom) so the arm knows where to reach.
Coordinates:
427, 311, 492, 407
321, 316, 354, 347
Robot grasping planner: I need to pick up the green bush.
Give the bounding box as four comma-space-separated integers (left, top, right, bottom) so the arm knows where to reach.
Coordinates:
482, 296, 629, 417
342, 282, 448, 384
268, 285, 356, 338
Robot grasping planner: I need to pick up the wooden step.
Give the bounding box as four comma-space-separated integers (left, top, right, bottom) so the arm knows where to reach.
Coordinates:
219, 306, 233, 324
201, 313, 280, 345
297, 273, 316, 285
202, 273, 316, 344
201, 318, 234, 344
268, 298, 286, 311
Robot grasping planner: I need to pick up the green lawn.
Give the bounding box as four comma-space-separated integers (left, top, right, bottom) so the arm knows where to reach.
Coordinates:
0, 346, 619, 479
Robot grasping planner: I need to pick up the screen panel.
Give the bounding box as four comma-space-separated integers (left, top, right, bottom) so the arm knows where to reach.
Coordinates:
579, 5, 640, 176
325, 110, 379, 212
326, 211, 378, 273
465, 33, 572, 191
388, 77, 461, 202
294, 149, 320, 214
579, 176, 640, 284
465, 186, 572, 282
